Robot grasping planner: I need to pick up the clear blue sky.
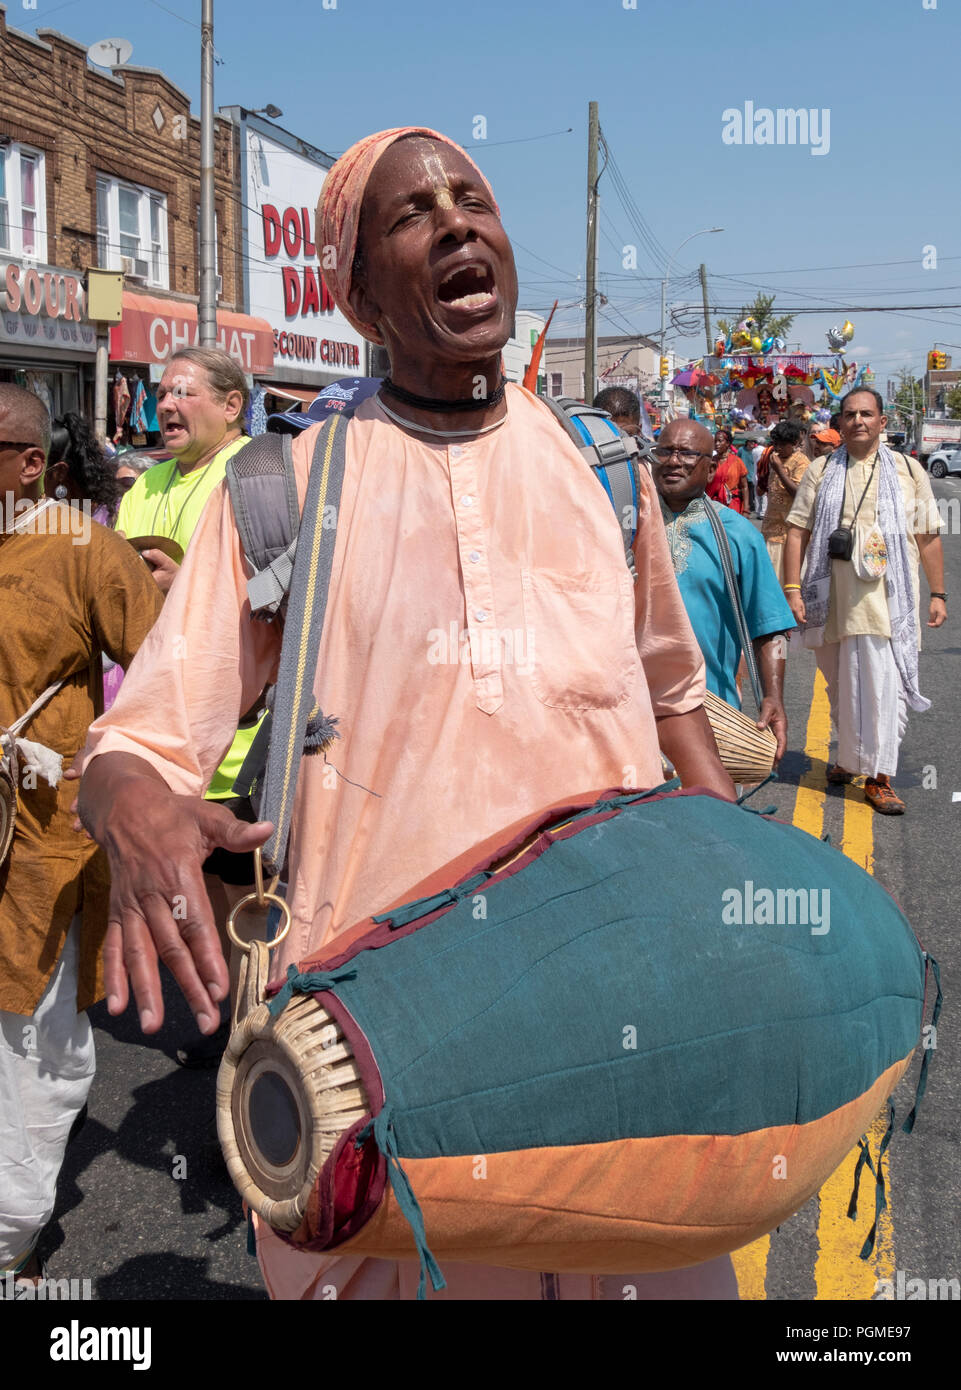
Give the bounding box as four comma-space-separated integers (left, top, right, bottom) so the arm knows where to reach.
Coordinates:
18, 0, 961, 384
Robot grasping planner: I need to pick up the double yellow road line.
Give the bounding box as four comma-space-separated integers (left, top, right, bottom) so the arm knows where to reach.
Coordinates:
731, 671, 896, 1300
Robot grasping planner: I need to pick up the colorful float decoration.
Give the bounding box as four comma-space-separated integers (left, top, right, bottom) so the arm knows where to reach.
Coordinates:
666, 319, 867, 430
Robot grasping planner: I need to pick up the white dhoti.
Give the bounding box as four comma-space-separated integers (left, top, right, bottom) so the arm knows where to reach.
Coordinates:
0, 921, 96, 1271
815, 635, 908, 778
765, 537, 785, 585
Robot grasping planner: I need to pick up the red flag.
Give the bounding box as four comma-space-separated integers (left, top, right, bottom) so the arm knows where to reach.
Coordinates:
522, 300, 558, 393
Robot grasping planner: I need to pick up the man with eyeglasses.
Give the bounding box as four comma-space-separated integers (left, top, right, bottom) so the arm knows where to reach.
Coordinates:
652, 418, 794, 761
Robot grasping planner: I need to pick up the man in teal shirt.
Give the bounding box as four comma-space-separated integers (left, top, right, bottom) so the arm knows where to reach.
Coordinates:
652, 418, 794, 761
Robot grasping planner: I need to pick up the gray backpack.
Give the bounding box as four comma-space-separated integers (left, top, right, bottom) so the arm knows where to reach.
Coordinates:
225, 397, 645, 874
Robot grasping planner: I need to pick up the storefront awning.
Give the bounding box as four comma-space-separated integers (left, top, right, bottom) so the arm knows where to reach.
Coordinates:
110, 293, 274, 375
262, 383, 317, 406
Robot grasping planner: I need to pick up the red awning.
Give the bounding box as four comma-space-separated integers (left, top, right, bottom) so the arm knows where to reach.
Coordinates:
109, 293, 274, 375
262, 383, 316, 405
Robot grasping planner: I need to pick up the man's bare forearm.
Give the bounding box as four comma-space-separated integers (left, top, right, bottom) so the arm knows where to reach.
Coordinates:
917, 533, 945, 592
755, 635, 786, 704
79, 752, 174, 843
657, 705, 737, 800
783, 526, 809, 586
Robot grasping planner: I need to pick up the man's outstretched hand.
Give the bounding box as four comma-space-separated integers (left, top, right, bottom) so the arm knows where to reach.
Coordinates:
79, 753, 272, 1035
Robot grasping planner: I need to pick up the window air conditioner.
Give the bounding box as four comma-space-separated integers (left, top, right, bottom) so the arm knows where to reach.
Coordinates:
120, 255, 150, 281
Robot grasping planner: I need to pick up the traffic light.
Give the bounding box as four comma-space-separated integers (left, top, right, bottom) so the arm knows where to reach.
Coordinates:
659, 357, 670, 379
928, 349, 938, 370
937, 351, 948, 369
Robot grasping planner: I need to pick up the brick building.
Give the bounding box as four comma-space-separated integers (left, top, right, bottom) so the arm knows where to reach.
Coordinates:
0, 6, 271, 434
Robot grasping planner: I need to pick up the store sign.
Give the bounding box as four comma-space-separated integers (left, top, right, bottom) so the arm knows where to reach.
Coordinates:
246, 128, 366, 376
109, 293, 274, 374
273, 329, 361, 368
0, 259, 96, 354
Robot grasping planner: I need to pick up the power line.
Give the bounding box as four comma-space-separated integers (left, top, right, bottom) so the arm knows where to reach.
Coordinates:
598, 131, 670, 277
714, 254, 961, 277
510, 238, 577, 281
463, 127, 574, 151
692, 303, 961, 314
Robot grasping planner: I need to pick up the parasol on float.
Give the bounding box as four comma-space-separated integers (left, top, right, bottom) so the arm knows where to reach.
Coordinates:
671, 365, 718, 389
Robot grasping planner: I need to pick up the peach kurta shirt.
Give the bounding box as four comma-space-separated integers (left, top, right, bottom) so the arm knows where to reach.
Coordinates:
82, 384, 711, 1300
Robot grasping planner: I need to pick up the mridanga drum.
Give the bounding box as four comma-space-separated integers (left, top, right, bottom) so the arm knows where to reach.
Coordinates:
219, 784, 934, 1298
702, 688, 778, 784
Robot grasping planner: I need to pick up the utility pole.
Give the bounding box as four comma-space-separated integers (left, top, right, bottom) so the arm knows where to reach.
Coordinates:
198, 0, 217, 347
584, 101, 599, 404
659, 277, 667, 414
699, 263, 713, 357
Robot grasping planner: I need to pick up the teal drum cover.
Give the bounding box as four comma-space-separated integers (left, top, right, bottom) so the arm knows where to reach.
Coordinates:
313, 789, 925, 1160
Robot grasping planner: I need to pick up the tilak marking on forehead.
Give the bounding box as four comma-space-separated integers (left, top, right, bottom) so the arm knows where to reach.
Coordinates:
419, 142, 455, 210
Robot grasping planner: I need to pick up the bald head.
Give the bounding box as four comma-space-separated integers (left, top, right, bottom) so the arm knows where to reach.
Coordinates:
0, 385, 50, 518
660, 417, 713, 455
651, 417, 717, 513
0, 383, 51, 457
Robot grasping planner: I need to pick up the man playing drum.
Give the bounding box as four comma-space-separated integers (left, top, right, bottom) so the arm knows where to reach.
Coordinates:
79, 128, 736, 1300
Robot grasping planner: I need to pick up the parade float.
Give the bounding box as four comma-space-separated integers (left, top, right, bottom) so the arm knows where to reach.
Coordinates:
668, 317, 875, 436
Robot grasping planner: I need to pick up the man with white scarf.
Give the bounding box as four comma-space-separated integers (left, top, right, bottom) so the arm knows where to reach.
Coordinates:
782, 387, 945, 814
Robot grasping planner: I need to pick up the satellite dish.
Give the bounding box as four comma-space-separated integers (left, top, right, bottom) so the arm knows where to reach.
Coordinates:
87, 37, 134, 69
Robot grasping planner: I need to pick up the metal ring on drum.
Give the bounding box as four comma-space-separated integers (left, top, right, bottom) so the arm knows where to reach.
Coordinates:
225, 846, 292, 953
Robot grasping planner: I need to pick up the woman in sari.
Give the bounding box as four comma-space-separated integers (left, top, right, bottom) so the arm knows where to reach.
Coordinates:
706, 428, 749, 513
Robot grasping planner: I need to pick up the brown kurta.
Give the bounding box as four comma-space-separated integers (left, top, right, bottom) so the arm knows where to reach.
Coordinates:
0, 503, 162, 1014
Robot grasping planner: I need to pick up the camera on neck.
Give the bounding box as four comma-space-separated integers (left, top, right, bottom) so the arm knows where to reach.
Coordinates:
827, 526, 854, 561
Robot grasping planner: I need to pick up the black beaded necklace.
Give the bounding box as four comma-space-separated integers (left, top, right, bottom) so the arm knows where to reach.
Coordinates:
381, 375, 507, 413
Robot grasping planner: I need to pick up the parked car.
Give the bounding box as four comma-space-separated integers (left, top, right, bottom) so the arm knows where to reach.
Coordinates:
926, 447, 961, 479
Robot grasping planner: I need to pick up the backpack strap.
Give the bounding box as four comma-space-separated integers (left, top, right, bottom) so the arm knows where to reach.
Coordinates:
538, 396, 642, 576
256, 414, 350, 876
225, 432, 301, 621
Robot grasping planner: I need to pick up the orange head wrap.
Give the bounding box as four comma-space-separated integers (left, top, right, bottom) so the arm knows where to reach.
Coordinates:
316, 127, 500, 344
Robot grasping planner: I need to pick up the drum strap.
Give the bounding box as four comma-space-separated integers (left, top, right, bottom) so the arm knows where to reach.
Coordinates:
257, 415, 349, 877
702, 498, 765, 710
